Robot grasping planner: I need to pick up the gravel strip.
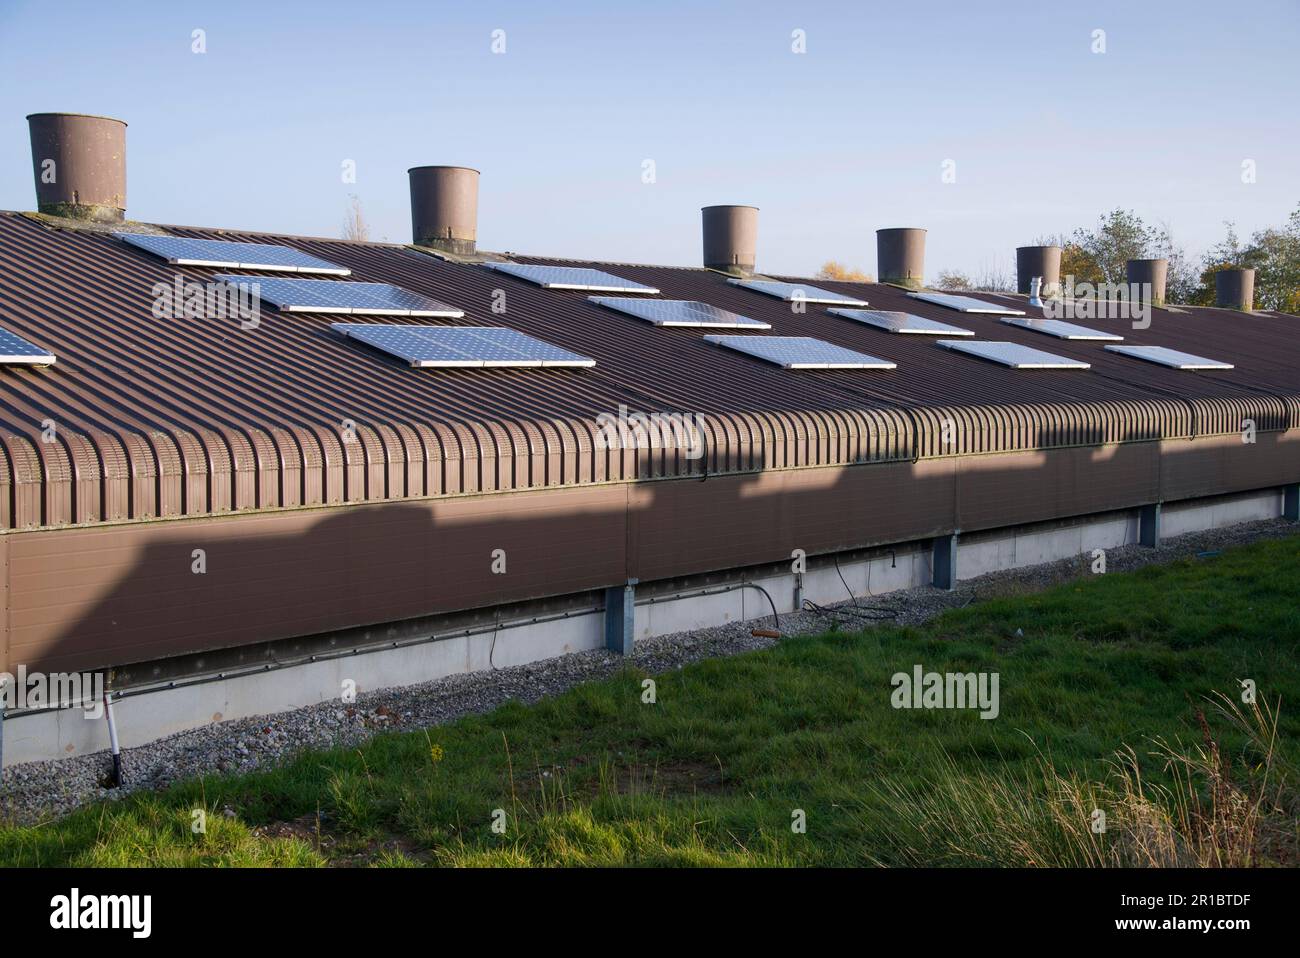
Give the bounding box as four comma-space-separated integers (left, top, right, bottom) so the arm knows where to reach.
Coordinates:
2, 516, 1295, 826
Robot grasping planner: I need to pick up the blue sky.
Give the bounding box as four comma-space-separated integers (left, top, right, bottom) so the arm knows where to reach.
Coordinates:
1, 0, 1296, 277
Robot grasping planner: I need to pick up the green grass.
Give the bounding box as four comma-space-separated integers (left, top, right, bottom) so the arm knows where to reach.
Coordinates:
2, 536, 1297, 867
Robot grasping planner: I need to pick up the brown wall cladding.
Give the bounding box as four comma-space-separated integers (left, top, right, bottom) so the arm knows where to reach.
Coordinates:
0, 212, 1297, 532
6, 430, 1296, 674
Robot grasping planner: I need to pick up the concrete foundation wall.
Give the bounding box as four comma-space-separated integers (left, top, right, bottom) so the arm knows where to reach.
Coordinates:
0, 487, 1287, 768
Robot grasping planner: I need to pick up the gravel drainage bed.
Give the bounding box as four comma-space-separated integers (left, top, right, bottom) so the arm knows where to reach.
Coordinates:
1, 517, 1295, 826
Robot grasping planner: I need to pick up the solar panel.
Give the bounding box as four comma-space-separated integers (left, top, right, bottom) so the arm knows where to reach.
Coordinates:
116, 233, 350, 275
0, 327, 55, 365
936, 340, 1090, 369
215, 276, 463, 317
727, 279, 869, 306
1103, 345, 1234, 370
703, 335, 895, 369
907, 291, 1026, 316
484, 262, 659, 293
829, 308, 974, 336
332, 324, 595, 368
1000, 317, 1124, 341
589, 297, 770, 328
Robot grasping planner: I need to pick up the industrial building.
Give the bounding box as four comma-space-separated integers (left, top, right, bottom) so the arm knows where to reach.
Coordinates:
0, 113, 1295, 764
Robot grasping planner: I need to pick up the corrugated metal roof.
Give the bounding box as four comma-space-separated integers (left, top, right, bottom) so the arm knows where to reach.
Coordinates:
0, 210, 1295, 530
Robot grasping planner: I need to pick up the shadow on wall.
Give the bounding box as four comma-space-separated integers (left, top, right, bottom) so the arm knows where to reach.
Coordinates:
8, 420, 1296, 676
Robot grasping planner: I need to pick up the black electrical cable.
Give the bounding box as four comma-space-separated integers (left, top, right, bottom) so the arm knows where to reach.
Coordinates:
741, 581, 781, 631
801, 598, 899, 621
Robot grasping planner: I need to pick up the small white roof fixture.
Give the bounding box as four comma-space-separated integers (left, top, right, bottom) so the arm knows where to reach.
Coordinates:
1103, 345, 1234, 370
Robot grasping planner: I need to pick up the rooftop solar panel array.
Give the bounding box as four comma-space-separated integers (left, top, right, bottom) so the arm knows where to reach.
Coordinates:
484, 262, 659, 293
908, 291, 1026, 316
1000, 317, 1124, 341
1104, 345, 1234, 370
703, 335, 896, 369
216, 276, 463, 317
332, 324, 595, 368
0, 326, 56, 365
937, 340, 1090, 369
116, 233, 350, 275
727, 279, 869, 306
828, 308, 974, 336
589, 297, 770, 328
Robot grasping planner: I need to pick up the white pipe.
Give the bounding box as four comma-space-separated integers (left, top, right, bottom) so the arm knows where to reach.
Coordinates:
1028, 276, 1044, 308
104, 691, 122, 788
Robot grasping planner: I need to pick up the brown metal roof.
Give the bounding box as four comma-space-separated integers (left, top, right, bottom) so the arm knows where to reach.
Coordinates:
0, 210, 1296, 531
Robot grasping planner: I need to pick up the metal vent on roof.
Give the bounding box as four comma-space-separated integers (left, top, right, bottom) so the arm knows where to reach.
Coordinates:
1103, 345, 1233, 370
907, 291, 1026, 316
116, 233, 350, 275
332, 324, 594, 368
937, 340, 1090, 369
484, 262, 659, 293
727, 279, 868, 306
703, 335, 895, 369
999, 318, 1124, 341
216, 276, 463, 317
0, 327, 56, 365
829, 308, 974, 336
589, 297, 770, 328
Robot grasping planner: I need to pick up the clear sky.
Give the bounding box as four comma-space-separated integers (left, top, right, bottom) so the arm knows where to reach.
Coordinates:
1, 0, 1296, 278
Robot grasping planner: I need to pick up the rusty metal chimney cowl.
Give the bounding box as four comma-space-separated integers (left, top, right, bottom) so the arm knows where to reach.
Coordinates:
27, 112, 127, 223
701, 205, 758, 274
1215, 268, 1255, 311
1126, 258, 1169, 307
1016, 245, 1062, 296
876, 228, 926, 288
409, 166, 479, 254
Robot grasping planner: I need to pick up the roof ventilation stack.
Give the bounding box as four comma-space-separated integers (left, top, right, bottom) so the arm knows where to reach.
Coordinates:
701, 205, 758, 275
1215, 268, 1255, 311
1016, 245, 1061, 297
409, 166, 479, 254
876, 228, 926, 288
1126, 258, 1168, 307
26, 112, 127, 223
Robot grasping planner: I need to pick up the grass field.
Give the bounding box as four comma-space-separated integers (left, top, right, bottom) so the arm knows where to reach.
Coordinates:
2, 536, 1297, 867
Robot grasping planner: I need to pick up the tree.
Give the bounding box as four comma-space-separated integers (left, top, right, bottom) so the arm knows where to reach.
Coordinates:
816, 261, 872, 282
1070, 209, 1170, 286
342, 194, 369, 242
935, 270, 972, 291
1192, 209, 1300, 311
971, 262, 1014, 293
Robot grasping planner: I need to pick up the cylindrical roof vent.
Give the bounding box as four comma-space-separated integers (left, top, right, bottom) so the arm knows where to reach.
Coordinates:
1016, 245, 1062, 296
27, 112, 127, 223
876, 228, 926, 288
1126, 258, 1168, 306
1215, 268, 1255, 311
409, 166, 479, 254
701, 205, 757, 274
